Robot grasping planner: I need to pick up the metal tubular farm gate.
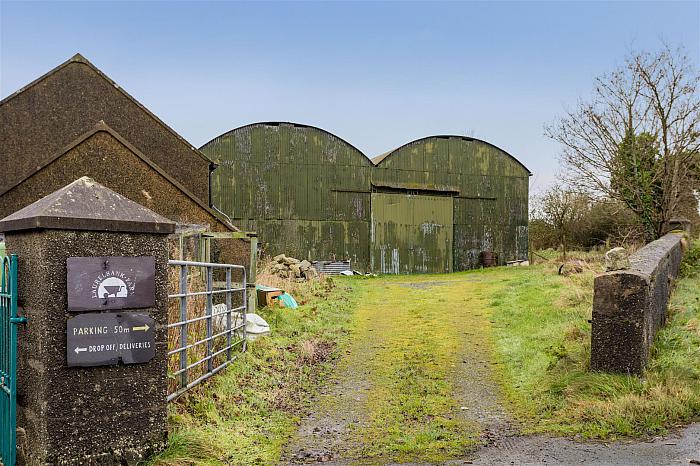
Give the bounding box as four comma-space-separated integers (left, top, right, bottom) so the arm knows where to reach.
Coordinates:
166, 260, 247, 401
1, 255, 24, 466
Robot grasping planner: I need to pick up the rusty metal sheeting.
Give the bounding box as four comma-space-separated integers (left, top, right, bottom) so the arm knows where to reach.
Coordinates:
374, 137, 529, 270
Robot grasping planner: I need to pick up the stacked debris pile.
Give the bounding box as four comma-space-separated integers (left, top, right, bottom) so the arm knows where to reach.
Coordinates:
269, 254, 319, 280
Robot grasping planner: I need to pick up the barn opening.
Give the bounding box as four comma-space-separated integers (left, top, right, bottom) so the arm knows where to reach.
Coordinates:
370, 184, 455, 274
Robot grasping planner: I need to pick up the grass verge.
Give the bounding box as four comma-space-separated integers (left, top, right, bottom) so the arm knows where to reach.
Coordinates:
150, 242, 700, 464
148, 277, 355, 465
491, 244, 700, 439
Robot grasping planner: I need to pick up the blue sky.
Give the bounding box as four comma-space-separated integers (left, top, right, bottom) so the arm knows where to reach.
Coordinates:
1, 1, 698, 192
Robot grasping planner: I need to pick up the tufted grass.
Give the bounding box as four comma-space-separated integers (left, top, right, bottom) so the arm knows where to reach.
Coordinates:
491, 242, 700, 439
148, 277, 355, 465
149, 242, 700, 464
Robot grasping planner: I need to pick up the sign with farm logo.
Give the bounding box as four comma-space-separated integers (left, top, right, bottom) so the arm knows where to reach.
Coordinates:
67, 256, 155, 311
66, 312, 155, 367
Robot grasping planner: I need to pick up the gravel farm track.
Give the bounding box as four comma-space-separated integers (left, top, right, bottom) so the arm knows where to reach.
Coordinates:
281, 274, 700, 466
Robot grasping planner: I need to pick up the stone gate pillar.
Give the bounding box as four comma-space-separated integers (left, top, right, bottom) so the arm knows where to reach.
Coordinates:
0, 177, 175, 465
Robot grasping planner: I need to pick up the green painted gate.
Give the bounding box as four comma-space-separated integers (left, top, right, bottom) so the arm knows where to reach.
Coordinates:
370, 193, 453, 274
1, 255, 24, 466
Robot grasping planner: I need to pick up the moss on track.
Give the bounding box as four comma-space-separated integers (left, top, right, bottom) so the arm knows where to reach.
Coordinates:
151, 250, 700, 465
286, 271, 518, 464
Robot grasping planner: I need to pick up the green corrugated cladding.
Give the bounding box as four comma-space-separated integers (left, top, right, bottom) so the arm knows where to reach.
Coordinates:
373, 137, 530, 270
201, 123, 530, 273
371, 193, 453, 273
205, 123, 373, 267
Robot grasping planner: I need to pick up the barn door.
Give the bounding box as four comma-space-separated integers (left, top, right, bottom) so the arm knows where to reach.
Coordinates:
370, 193, 453, 274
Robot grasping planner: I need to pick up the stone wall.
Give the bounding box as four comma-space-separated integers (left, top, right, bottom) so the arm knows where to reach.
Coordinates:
591, 232, 686, 374
8, 229, 170, 464
0, 129, 251, 269
0, 177, 174, 464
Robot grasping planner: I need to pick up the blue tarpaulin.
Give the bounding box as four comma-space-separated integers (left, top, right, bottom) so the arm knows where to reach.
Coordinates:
277, 293, 298, 309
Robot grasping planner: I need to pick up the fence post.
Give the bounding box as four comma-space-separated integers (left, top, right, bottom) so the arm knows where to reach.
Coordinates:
0, 177, 175, 464
1, 254, 24, 466
206, 266, 214, 374
179, 264, 188, 390
225, 267, 232, 361
247, 233, 258, 312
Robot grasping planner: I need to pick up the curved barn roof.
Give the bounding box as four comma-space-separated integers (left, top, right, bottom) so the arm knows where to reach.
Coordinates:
372, 135, 532, 175
202, 123, 531, 175
200, 121, 373, 166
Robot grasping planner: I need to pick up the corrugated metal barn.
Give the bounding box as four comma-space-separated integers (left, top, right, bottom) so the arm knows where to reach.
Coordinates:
202, 122, 531, 274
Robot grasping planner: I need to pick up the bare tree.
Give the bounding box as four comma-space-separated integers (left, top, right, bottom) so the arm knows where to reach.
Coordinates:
533, 186, 590, 259
546, 45, 700, 239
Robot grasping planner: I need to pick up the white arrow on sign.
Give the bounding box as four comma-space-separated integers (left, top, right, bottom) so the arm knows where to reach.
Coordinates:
132, 324, 150, 332
74, 347, 87, 355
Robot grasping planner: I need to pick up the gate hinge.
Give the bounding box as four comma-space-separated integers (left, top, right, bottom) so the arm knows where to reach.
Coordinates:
10, 316, 27, 324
